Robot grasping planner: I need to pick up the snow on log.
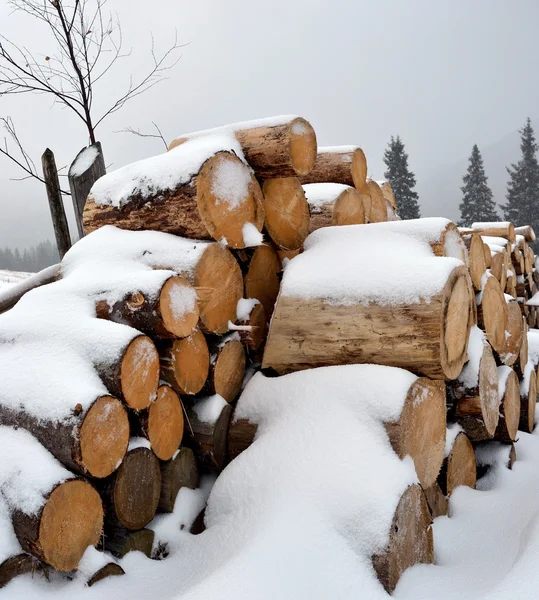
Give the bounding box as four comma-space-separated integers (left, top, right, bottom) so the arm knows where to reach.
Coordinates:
472, 221, 516, 243
448, 326, 499, 441
515, 318, 530, 377
515, 225, 536, 242
230, 366, 446, 488
263, 225, 474, 380
133, 386, 184, 461
519, 360, 537, 433
497, 299, 524, 367
366, 179, 388, 223
0, 554, 42, 589
63, 227, 243, 335
377, 181, 397, 209
185, 396, 233, 472
437, 427, 476, 496
159, 329, 210, 396
158, 447, 200, 513
299, 145, 367, 189
200, 335, 246, 402
475, 441, 516, 491
303, 183, 366, 232
422, 483, 449, 519
461, 232, 486, 291
83, 135, 265, 248
236, 244, 282, 320
477, 274, 509, 353
0, 264, 59, 315
237, 300, 268, 357
101, 444, 161, 531
262, 177, 310, 250
0, 427, 103, 571
494, 366, 520, 442
169, 115, 318, 180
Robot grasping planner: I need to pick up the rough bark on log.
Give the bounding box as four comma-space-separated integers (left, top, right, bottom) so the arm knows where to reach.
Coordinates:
158, 447, 200, 513
438, 432, 476, 496
422, 483, 448, 519
169, 117, 318, 179
200, 336, 246, 402
519, 362, 537, 433
105, 527, 154, 559
134, 386, 184, 461
241, 244, 282, 320
299, 146, 367, 189
472, 222, 516, 242
477, 276, 509, 353
0, 554, 42, 589
101, 447, 161, 531
494, 367, 521, 442
303, 184, 366, 232
185, 402, 233, 472
87, 563, 125, 587
262, 177, 310, 250
159, 329, 210, 396
372, 485, 433, 594
263, 265, 474, 380
0, 395, 129, 478
84, 150, 265, 249
366, 180, 388, 223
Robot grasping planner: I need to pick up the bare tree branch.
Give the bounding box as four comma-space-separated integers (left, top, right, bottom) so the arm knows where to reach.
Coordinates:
117, 121, 168, 150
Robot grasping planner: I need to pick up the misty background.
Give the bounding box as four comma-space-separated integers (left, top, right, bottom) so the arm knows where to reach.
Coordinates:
1, 0, 538, 257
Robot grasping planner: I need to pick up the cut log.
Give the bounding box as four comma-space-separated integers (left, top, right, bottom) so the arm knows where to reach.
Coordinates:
0, 395, 129, 478
299, 145, 367, 189
472, 221, 516, 242
366, 179, 388, 223
422, 483, 448, 519
230, 378, 446, 488
159, 329, 210, 396
84, 147, 265, 249
169, 116, 318, 179
515, 318, 529, 377
262, 177, 310, 250
96, 335, 160, 411
438, 430, 476, 496
135, 386, 184, 460
105, 527, 154, 559
378, 181, 397, 209
483, 241, 492, 268
303, 183, 366, 232
497, 300, 524, 367
372, 485, 433, 594
477, 275, 509, 353
242, 244, 282, 319
185, 399, 233, 471
0, 554, 42, 589
238, 301, 268, 357
263, 263, 474, 380
462, 233, 487, 291
96, 277, 199, 340
102, 446, 161, 531
495, 367, 521, 442
87, 563, 125, 587
158, 447, 200, 513
1, 427, 104, 572
448, 327, 499, 441
489, 251, 508, 290
519, 361, 537, 433
201, 336, 246, 402
515, 225, 536, 242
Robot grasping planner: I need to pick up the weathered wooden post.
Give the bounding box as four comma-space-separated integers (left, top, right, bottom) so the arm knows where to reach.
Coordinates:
68, 142, 106, 239
41, 148, 71, 259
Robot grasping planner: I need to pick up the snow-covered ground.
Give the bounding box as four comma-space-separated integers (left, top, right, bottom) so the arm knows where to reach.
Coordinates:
4, 366, 539, 599
0, 269, 32, 292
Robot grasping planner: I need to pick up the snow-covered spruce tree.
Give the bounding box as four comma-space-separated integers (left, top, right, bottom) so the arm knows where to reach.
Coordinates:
503, 118, 539, 236
383, 136, 420, 220
458, 144, 498, 227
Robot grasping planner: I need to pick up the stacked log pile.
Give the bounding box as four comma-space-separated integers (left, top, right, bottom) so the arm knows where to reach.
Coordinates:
1, 112, 538, 595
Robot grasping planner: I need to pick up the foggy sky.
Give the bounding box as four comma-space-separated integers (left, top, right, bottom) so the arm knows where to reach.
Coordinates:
1, 0, 539, 249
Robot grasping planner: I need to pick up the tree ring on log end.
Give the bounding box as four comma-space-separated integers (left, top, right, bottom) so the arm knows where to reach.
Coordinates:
478, 343, 500, 437
194, 244, 243, 334
525, 370, 537, 433
446, 433, 476, 496
80, 396, 130, 478
366, 180, 387, 223
159, 276, 200, 338
215, 340, 246, 402
332, 188, 366, 226
351, 148, 368, 190
262, 178, 310, 250
114, 448, 161, 530
244, 244, 282, 320
148, 386, 184, 460
120, 336, 159, 411
288, 117, 318, 176
502, 370, 521, 442
170, 329, 210, 395
196, 152, 265, 249
480, 276, 508, 353
39, 480, 103, 572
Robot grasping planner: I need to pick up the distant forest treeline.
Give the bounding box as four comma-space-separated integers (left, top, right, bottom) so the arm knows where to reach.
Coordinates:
0, 240, 59, 273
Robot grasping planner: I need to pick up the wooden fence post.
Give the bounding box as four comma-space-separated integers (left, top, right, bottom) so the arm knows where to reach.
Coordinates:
68, 142, 106, 239
41, 148, 71, 259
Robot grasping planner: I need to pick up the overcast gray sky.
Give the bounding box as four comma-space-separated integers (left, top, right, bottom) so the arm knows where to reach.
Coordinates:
1, 0, 539, 249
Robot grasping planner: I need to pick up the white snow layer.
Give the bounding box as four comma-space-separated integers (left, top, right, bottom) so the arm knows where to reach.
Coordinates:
472, 221, 513, 229
302, 183, 351, 211
69, 145, 100, 177
192, 395, 228, 424
90, 133, 245, 208
0, 269, 32, 292
445, 424, 464, 458
458, 326, 486, 389
318, 145, 357, 155
528, 329, 539, 364
174, 115, 301, 141
241, 222, 264, 246
236, 298, 260, 321
281, 223, 463, 306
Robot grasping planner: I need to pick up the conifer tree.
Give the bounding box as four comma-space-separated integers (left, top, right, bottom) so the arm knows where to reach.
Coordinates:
503, 118, 539, 232
383, 136, 420, 220
458, 145, 498, 226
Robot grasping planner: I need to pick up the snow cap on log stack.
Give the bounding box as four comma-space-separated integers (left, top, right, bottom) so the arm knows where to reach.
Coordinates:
84, 134, 265, 249
303, 183, 366, 232
263, 224, 474, 379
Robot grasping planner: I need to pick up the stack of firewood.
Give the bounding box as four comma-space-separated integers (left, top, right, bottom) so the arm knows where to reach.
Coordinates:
1, 113, 539, 596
